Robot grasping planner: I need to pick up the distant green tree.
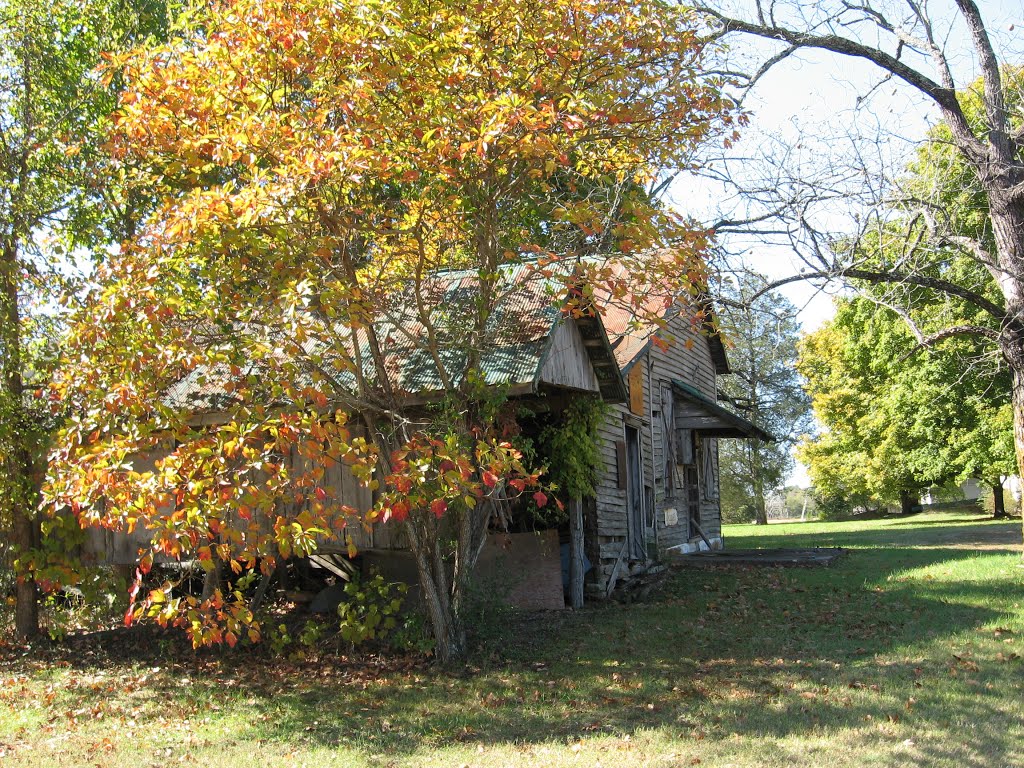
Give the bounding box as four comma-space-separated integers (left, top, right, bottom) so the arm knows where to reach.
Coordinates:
782, 486, 817, 520
797, 81, 1018, 518
798, 291, 1014, 516
0, 0, 172, 639
717, 272, 812, 524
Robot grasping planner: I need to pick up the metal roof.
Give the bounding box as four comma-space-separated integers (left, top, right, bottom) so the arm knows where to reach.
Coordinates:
164, 261, 627, 410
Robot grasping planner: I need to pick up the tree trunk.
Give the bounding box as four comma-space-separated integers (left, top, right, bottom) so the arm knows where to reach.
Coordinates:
13, 497, 39, 642
991, 481, 1007, 519
3, 230, 39, 642
900, 489, 916, 516
201, 557, 222, 601
753, 495, 767, 525
404, 516, 467, 665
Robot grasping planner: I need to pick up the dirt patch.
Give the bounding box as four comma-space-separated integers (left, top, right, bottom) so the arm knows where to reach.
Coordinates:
668, 547, 847, 568
911, 522, 1023, 551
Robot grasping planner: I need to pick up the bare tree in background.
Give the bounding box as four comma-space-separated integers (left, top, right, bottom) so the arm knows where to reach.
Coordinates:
691, 0, 1024, 534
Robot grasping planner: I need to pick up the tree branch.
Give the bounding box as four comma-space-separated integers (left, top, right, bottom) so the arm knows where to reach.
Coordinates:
748, 266, 1005, 320
693, 2, 990, 164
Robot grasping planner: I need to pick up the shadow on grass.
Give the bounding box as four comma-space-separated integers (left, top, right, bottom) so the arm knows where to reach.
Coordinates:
99, 544, 1018, 767
10, 519, 1023, 767
885, 514, 1010, 526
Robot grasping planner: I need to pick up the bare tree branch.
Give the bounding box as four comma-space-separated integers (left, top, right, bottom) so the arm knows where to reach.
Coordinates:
692, 2, 990, 164
746, 266, 1005, 320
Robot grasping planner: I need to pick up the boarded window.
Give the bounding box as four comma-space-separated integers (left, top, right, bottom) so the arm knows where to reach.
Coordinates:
628, 364, 644, 416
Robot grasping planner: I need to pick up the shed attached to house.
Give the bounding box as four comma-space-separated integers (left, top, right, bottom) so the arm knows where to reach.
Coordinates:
586, 281, 772, 596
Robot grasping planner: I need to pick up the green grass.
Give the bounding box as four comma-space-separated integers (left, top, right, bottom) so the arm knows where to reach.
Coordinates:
2, 511, 1022, 767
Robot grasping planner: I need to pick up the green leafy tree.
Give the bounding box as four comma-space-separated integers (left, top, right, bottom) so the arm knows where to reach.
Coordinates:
717, 271, 811, 524
797, 104, 1017, 516
782, 486, 817, 520
0, 0, 171, 639
798, 291, 1014, 515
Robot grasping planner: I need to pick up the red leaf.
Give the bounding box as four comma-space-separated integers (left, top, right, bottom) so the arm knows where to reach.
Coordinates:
429, 498, 447, 517
533, 491, 548, 508
482, 470, 498, 489
390, 500, 410, 521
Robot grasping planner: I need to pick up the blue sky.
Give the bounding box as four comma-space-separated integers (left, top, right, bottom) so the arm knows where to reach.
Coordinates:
670, 0, 1022, 487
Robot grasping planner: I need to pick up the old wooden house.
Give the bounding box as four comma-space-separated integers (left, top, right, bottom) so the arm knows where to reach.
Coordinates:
84, 259, 770, 607
588, 264, 772, 596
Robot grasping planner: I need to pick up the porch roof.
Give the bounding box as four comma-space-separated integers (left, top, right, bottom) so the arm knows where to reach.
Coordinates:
671, 380, 774, 442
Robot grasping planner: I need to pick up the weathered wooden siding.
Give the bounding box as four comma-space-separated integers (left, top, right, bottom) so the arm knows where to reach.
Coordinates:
590, 307, 724, 591
282, 445, 397, 552
82, 438, 390, 566
649, 309, 718, 400
649, 311, 721, 550
82, 446, 174, 566
538, 319, 602, 393
590, 361, 654, 593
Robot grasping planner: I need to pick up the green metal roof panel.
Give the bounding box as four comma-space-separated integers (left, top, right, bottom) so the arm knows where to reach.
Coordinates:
165, 260, 629, 408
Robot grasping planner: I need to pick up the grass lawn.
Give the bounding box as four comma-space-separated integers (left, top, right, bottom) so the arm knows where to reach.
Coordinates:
2, 511, 1022, 767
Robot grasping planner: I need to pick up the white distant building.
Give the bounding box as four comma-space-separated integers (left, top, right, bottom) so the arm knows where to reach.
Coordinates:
921, 477, 1021, 506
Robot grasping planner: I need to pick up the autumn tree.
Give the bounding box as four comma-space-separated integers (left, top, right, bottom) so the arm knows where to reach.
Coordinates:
0, 0, 172, 640
717, 270, 811, 524
693, 1, 1024, 537
49, 0, 738, 661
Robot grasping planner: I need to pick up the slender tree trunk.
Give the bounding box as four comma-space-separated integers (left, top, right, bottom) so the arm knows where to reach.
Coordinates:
991, 481, 1007, 519
751, 444, 767, 525
201, 556, 222, 601
12, 473, 40, 641
900, 490, 916, 516
404, 516, 466, 664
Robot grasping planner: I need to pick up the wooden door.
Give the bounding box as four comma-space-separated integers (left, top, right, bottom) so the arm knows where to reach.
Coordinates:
624, 425, 646, 560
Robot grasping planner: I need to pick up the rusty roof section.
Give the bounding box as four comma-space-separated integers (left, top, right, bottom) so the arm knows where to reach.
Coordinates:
584, 256, 730, 375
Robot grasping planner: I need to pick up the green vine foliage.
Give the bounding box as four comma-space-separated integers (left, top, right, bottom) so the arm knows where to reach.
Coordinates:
337, 571, 407, 647
540, 397, 610, 503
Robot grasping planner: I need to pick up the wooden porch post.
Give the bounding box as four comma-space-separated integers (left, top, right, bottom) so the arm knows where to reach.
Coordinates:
569, 498, 584, 609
